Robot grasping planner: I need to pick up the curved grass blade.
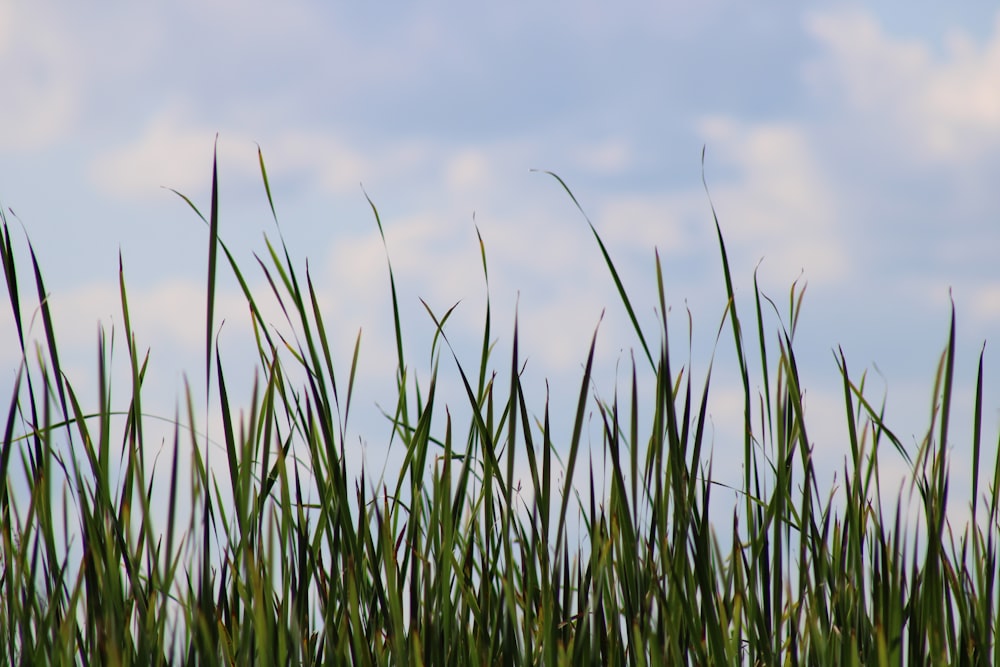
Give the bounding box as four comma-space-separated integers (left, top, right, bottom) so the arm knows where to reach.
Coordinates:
534, 169, 655, 371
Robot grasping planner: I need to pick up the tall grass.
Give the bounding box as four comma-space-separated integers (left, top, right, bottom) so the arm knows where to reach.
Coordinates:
1, 148, 998, 665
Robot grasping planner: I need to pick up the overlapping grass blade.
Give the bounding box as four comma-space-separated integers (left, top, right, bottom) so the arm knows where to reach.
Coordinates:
0, 157, 997, 664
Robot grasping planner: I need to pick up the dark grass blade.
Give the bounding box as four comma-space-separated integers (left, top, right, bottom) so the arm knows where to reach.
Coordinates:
701, 147, 756, 524
364, 188, 406, 387
205, 137, 221, 391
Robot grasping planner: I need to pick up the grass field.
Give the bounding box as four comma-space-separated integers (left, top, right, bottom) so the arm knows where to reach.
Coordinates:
1, 149, 998, 665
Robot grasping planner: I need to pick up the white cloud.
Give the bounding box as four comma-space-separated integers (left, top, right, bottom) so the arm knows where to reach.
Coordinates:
804, 8, 1000, 164
0, 8, 82, 151
575, 139, 634, 174
312, 177, 637, 380
445, 149, 493, 193
594, 191, 707, 256
262, 132, 432, 196
696, 116, 848, 284
89, 111, 458, 203
803, 10, 928, 112
88, 109, 255, 200
45, 278, 255, 357
967, 283, 1000, 327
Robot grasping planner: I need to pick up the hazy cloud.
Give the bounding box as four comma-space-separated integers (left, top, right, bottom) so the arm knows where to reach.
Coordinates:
697, 116, 847, 284
805, 8, 1000, 164
0, 7, 82, 151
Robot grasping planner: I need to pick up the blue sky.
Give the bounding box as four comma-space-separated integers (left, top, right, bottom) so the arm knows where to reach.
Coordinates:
2, 4, 999, 527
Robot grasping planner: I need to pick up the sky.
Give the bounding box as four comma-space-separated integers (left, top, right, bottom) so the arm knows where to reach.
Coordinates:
2, 3, 999, 533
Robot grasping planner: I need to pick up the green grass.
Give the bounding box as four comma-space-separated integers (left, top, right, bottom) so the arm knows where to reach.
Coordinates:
1, 147, 998, 665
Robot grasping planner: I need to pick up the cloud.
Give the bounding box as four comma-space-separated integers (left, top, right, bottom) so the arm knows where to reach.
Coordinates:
0, 8, 82, 151
574, 139, 634, 174
88, 111, 447, 202
308, 154, 656, 381
593, 191, 708, 256
445, 150, 493, 193
45, 277, 241, 351
261, 132, 428, 196
901, 275, 1000, 334
696, 116, 848, 285
967, 283, 1000, 327
87, 109, 248, 200
804, 8, 1000, 164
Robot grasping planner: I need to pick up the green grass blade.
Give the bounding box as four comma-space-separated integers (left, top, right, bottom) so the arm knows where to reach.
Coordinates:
535, 170, 655, 371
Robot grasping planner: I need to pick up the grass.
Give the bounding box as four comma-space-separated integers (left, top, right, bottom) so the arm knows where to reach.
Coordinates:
1, 146, 998, 665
